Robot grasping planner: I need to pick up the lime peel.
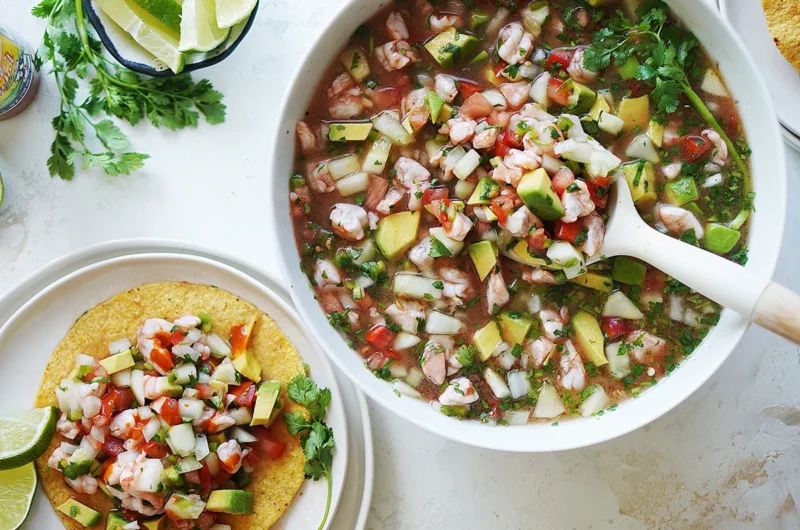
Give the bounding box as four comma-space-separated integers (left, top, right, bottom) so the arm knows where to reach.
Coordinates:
0, 463, 37, 530
0, 406, 58, 470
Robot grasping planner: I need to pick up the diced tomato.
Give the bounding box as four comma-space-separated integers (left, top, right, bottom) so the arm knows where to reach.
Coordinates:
458, 79, 483, 99
244, 450, 260, 468
183, 469, 201, 486
160, 398, 182, 425
551, 168, 575, 196
199, 461, 212, 495
499, 129, 522, 148
394, 73, 413, 96
231, 381, 257, 407
422, 187, 448, 206
101, 437, 125, 457
554, 220, 582, 243
372, 86, 401, 109
493, 140, 512, 158
545, 48, 574, 72
195, 383, 214, 399
547, 78, 571, 106
230, 324, 250, 355
492, 62, 507, 77
438, 210, 453, 232
681, 135, 712, 162
194, 513, 217, 530
490, 201, 508, 224
100, 458, 116, 481
365, 325, 396, 351
589, 175, 613, 188
407, 105, 430, 130
642, 269, 666, 294
140, 440, 169, 459
168, 330, 186, 346
527, 228, 550, 251
584, 179, 608, 208
460, 92, 493, 119
100, 387, 134, 418
603, 318, 636, 340
119, 509, 139, 522
81, 370, 96, 383
251, 427, 287, 460
150, 345, 174, 373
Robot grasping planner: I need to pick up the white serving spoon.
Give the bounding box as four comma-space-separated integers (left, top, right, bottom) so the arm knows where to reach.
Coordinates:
601, 177, 800, 343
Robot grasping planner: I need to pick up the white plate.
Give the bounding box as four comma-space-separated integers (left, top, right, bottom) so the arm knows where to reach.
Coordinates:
720, 0, 800, 139
782, 125, 800, 153
0, 243, 372, 530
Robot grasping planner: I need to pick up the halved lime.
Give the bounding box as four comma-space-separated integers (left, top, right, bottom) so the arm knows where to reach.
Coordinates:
0, 464, 36, 530
180, 0, 230, 53
94, 0, 186, 74
215, 0, 257, 29
0, 407, 58, 470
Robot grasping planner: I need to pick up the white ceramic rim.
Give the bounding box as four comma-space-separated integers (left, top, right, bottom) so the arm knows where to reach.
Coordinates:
269, 0, 787, 452
0, 249, 356, 528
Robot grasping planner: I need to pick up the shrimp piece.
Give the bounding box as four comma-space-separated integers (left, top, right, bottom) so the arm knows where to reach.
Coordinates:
440, 267, 472, 300
444, 211, 474, 241
657, 204, 705, 239
625, 331, 667, 364
486, 273, 510, 314
57, 414, 80, 440
567, 48, 597, 85
80, 394, 101, 419
409, 237, 434, 270
503, 205, 541, 237
174, 315, 201, 329
327, 74, 372, 119
559, 340, 587, 391
498, 22, 534, 65
540, 308, 568, 340
473, 126, 499, 149
394, 157, 431, 188
520, 103, 556, 122
523, 268, 559, 285
375, 188, 405, 215
447, 117, 477, 145
702, 128, 728, 167
460, 93, 493, 119
375, 40, 418, 72
48, 447, 70, 470
429, 14, 464, 32
309, 163, 335, 193
121, 493, 166, 517
505, 149, 542, 172
408, 182, 430, 211
421, 341, 448, 385
435, 74, 459, 103
439, 377, 480, 406
295, 121, 319, 156
492, 162, 524, 188
110, 409, 138, 439
416, 0, 435, 16
402, 88, 428, 116
560, 180, 595, 223
365, 177, 389, 211
385, 300, 426, 333
386, 12, 409, 41
66, 475, 98, 495
500, 82, 531, 108
208, 413, 236, 434
314, 259, 342, 289
580, 212, 605, 257
143, 376, 171, 400
217, 440, 243, 474
525, 337, 555, 368
330, 203, 368, 241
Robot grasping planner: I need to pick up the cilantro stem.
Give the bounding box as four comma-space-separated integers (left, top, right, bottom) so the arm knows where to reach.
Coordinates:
318, 469, 332, 530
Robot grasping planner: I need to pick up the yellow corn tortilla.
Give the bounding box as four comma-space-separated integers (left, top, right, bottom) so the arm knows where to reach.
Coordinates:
763, 0, 800, 72
34, 282, 307, 530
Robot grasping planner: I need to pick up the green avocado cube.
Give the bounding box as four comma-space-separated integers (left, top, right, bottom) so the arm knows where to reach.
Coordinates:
426, 91, 445, 123
467, 177, 501, 205
376, 211, 421, 261
571, 311, 608, 367
472, 321, 503, 361
328, 122, 373, 142
517, 168, 565, 221
471, 11, 491, 29
618, 56, 640, 80
468, 240, 499, 281
106, 512, 128, 530
424, 28, 480, 68
664, 177, 699, 206
57, 499, 102, 528
703, 224, 741, 255
622, 161, 656, 209
567, 81, 597, 115
207, 490, 255, 515
498, 311, 534, 346
251, 380, 282, 426
612, 257, 646, 287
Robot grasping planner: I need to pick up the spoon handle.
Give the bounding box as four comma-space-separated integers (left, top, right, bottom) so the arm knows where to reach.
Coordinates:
752, 283, 800, 344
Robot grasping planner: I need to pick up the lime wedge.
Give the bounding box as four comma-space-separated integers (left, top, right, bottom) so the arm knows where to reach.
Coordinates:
0, 407, 58, 470
0, 464, 36, 530
94, 0, 186, 74
180, 0, 230, 53
215, 0, 257, 29
129, 0, 183, 34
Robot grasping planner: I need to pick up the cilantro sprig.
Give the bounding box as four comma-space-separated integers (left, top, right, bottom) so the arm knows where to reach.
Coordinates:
583, 3, 747, 176
283, 374, 335, 530
32, 0, 226, 180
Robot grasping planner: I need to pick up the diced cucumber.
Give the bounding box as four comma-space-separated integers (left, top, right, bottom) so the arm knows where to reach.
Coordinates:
229, 426, 257, 444
168, 423, 196, 457
178, 398, 204, 420
340, 47, 370, 82
579, 386, 610, 417
335, 171, 370, 196
443, 145, 467, 170
598, 111, 625, 135
425, 138, 447, 161
393, 332, 422, 350
429, 227, 465, 256
362, 136, 393, 174
664, 177, 699, 206
700, 68, 729, 97
173, 363, 197, 385
454, 179, 477, 201
211, 359, 238, 385
546, 241, 585, 279
425, 311, 465, 335
533, 383, 566, 418
530, 72, 550, 107
327, 154, 361, 180
373, 112, 414, 145
453, 149, 481, 180
484, 368, 511, 399
605, 342, 631, 379
602, 291, 644, 320
405, 367, 425, 387
625, 133, 659, 164
392, 273, 442, 300
175, 456, 203, 474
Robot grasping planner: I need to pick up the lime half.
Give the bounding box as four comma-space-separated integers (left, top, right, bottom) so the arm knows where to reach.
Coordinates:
215, 0, 257, 29
180, 0, 230, 53
0, 407, 58, 471
129, 0, 183, 33
94, 0, 186, 74
0, 464, 36, 530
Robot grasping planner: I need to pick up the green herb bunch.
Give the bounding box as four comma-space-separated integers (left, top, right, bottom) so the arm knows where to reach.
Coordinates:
583, 2, 747, 176
32, 0, 227, 180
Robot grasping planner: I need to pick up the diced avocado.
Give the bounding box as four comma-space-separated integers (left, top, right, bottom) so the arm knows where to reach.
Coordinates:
472, 321, 503, 361
618, 56, 640, 80
426, 91, 445, 123
99, 350, 134, 375
684, 201, 703, 218
376, 211, 421, 260
517, 168, 565, 221
434, 103, 455, 124
622, 161, 656, 209
251, 381, 282, 426
618, 95, 649, 131
467, 177, 501, 205
484, 66, 501, 85
612, 256, 646, 287
232, 351, 262, 383
647, 119, 664, 147
328, 122, 373, 142
498, 311, 534, 346
471, 11, 491, 29
704, 224, 741, 254
589, 96, 611, 120
507, 240, 549, 268
167, 494, 206, 519
57, 499, 102, 527
402, 114, 420, 135
70, 364, 94, 381
482, 205, 498, 221
208, 432, 226, 444
340, 47, 370, 82
163, 466, 184, 487
569, 271, 613, 293
468, 240, 499, 281
567, 81, 597, 115
142, 517, 166, 530
664, 177, 699, 206
207, 490, 255, 515
106, 512, 127, 530
424, 28, 480, 68
571, 311, 608, 367
468, 50, 489, 65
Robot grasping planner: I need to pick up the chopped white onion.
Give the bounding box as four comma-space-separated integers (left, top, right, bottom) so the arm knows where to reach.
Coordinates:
507, 370, 531, 400
579, 386, 611, 418
143, 417, 161, 442
392, 380, 422, 399
108, 338, 131, 355
194, 433, 210, 461
504, 409, 531, 425
484, 368, 511, 399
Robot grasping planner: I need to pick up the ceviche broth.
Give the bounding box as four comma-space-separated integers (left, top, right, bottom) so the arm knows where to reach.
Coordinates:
289, 0, 752, 425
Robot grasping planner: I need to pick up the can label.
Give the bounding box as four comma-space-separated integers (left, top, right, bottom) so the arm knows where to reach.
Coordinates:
0, 34, 36, 116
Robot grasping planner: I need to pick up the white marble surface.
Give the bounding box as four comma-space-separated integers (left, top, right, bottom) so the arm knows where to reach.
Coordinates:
2, 1, 800, 528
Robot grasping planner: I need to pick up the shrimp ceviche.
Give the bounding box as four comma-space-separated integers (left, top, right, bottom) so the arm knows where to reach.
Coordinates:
289, 0, 753, 424
47, 313, 289, 529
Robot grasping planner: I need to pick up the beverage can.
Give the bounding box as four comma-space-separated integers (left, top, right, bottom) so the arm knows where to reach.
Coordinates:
0, 28, 39, 120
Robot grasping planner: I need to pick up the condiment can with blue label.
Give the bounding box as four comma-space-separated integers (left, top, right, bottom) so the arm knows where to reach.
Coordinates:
0, 26, 39, 121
